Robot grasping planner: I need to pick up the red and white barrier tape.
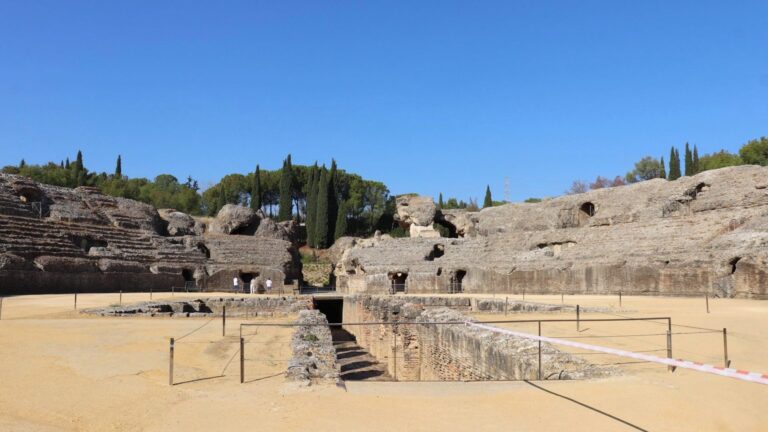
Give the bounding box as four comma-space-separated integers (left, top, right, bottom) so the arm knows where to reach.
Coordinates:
466, 322, 768, 386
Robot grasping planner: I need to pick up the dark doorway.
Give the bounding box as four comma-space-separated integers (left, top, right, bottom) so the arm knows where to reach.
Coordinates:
389, 272, 408, 294
239, 272, 259, 284
314, 298, 343, 327
181, 269, 195, 282
451, 270, 466, 293
580, 202, 596, 217
197, 243, 210, 258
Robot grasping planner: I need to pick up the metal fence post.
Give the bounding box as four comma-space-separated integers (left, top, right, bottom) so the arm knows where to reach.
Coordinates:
150, 288, 153, 300
119, 290, 123, 306
576, 305, 580, 331
74, 292, 77, 310
169, 338, 175, 385
561, 292, 564, 305
505, 297, 509, 315
0, 297, 3, 320
723, 328, 730, 368
240, 337, 245, 383
537, 321, 542, 380
222, 306, 227, 337
706, 294, 710, 313
619, 291, 622, 308
666, 330, 675, 372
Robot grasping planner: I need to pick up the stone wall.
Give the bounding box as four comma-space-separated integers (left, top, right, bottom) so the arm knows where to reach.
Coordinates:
0, 174, 302, 294
84, 296, 312, 317
286, 310, 340, 385
342, 295, 615, 381
335, 166, 768, 298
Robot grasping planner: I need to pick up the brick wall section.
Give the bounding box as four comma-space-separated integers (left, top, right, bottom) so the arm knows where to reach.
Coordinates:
343, 295, 617, 381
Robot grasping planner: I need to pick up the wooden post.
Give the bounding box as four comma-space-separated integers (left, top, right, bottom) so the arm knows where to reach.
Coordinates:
561, 292, 564, 305
240, 337, 245, 384
119, 290, 123, 306
723, 328, 730, 368
169, 338, 175, 385
74, 292, 77, 310
576, 305, 580, 331
522, 287, 525, 301
222, 306, 226, 337
537, 321, 542, 380
505, 297, 509, 315
619, 291, 622, 308
706, 294, 710, 313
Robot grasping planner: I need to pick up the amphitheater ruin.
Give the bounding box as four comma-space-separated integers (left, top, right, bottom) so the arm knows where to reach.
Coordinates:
1, 166, 767, 431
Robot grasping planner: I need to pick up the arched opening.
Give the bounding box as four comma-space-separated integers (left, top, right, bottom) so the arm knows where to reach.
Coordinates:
181, 269, 195, 282
450, 270, 466, 293
388, 272, 408, 294
239, 271, 259, 283
425, 244, 445, 261
434, 220, 459, 238
580, 202, 596, 217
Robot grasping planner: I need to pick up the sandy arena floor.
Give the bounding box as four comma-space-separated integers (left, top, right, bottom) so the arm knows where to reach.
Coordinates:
0, 292, 766, 431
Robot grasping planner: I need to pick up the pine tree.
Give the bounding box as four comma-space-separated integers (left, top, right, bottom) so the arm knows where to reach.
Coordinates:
314, 168, 330, 248
684, 143, 693, 176
483, 185, 493, 208
278, 155, 293, 221
115, 155, 122, 177
659, 156, 667, 179
334, 200, 347, 241
250, 165, 262, 212
668, 146, 681, 180
693, 145, 700, 174
438, 193, 444, 209
19, 159, 26, 168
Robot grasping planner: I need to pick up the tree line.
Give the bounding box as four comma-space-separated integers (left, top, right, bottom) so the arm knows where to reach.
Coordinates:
2, 152, 393, 245
566, 136, 768, 194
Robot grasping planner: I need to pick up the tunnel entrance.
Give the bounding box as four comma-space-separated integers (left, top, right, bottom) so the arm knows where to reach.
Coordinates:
450, 270, 466, 293
389, 272, 408, 294
239, 272, 259, 284
314, 298, 343, 327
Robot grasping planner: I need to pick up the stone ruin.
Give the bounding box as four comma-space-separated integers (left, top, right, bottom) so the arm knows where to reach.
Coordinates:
85, 296, 312, 317
286, 310, 340, 385
334, 166, 768, 298
341, 295, 616, 381
0, 174, 302, 295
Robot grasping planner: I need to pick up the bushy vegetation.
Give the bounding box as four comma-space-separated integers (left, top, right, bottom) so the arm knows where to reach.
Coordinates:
2, 151, 394, 246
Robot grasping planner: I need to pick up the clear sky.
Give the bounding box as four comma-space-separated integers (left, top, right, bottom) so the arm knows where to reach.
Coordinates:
1, 1, 766, 201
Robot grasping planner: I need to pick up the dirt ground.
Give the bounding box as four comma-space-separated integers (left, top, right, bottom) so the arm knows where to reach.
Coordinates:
0, 292, 766, 431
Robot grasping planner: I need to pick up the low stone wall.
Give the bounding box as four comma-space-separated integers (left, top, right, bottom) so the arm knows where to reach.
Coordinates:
85, 296, 311, 317
342, 295, 616, 381
286, 310, 339, 385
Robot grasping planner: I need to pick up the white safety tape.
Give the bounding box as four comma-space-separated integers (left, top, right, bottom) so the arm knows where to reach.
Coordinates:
466, 322, 768, 386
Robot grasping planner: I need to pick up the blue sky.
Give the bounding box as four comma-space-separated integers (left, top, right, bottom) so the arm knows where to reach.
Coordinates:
1, 1, 766, 201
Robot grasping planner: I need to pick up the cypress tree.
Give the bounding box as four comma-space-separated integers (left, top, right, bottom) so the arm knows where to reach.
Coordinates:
668, 147, 681, 180
278, 155, 293, 221
75, 150, 84, 171
250, 165, 262, 212
438, 193, 444, 209
115, 155, 122, 177
65, 158, 70, 169
19, 159, 26, 168
693, 145, 700, 174
305, 164, 319, 247
659, 156, 667, 179
328, 159, 338, 239
334, 200, 347, 241
483, 185, 493, 208
684, 143, 693, 176
314, 168, 330, 248
60, 160, 64, 169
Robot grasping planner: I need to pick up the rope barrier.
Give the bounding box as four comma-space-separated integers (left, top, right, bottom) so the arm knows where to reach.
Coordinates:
467, 322, 768, 386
